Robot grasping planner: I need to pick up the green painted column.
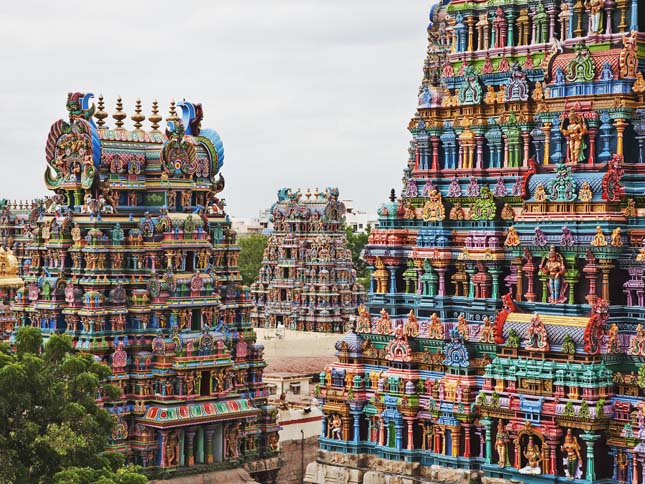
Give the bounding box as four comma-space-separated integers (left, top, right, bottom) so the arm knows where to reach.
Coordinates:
466, 266, 476, 298
196, 427, 204, 464
581, 432, 600, 481
538, 273, 548, 303
490, 267, 501, 300
482, 418, 493, 464
179, 430, 185, 466
505, 11, 516, 47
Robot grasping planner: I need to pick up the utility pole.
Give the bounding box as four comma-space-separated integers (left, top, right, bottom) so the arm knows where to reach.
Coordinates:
301, 428, 305, 483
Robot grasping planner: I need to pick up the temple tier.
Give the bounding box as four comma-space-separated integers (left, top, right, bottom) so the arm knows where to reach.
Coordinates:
3, 94, 280, 481
250, 187, 365, 333
307, 1, 645, 483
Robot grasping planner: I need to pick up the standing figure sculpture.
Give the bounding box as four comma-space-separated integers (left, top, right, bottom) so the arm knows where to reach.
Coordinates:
562, 428, 583, 479
540, 245, 567, 303
495, 420, 510, 466
561, 110, 587, 163
585, 0, 603, 34
330, 414, 342, 440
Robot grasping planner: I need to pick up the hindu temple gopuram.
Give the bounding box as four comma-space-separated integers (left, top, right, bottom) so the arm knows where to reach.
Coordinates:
250, 187, 365, 332
306, 1, 645, 483
6, 93, 279, 482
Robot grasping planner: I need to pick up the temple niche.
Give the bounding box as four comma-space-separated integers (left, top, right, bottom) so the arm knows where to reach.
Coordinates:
306, 1, 645, 484
250, 187, 365, 332
6, 94, 280, 482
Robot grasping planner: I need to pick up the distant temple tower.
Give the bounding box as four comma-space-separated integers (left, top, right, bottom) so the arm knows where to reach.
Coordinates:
8, 93, 279, 482
307, 2, 645, 484
250, 187, 364, 332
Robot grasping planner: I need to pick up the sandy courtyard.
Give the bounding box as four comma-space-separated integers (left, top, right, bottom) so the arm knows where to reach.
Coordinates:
254, 328, 341, 374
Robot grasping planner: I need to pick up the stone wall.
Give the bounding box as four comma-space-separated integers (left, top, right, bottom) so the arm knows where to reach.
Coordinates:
148, 467, 259, 484
304, 450, 520, 484
278, 435, 320, 484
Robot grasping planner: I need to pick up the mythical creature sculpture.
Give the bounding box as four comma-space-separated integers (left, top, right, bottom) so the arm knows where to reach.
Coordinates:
602, 154, 625, 201
566, 43, 595, 82
584, 298, 608, 355
470, 186, 496, 220
619, 31, 638, 78
546, 164, 577, 201
421, 190, 446, 221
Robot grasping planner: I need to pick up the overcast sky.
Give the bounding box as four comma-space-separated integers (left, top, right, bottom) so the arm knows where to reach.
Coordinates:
0, 1, 429, 217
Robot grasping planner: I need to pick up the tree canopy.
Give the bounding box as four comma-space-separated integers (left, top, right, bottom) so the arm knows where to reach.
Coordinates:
238, 233, 268, 286
345, 226, 370, 288
0, 326, 146, 484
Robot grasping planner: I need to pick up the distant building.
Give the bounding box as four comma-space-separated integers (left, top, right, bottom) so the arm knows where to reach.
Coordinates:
231, 209, 273, 236
250, 187, 365, 332
342, 199, 378, 234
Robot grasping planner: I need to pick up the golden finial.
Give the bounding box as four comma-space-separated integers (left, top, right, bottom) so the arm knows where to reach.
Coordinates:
166, 99, 180, 123
131, 98, 145, 131
305, 188, 312, 199
95, 94, 108, 128
113, 96, 127, 129
149, 99, 162, 132
314, 187, 320, 198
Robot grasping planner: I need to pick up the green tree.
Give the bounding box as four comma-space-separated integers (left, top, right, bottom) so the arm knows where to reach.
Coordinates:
238, 233, 268, 286
0, 327, 146, 484
345, 226, 370, 288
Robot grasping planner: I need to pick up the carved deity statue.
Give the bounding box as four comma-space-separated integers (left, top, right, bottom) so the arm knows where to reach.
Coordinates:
540, 245, 567, 303
585, 0, 603, 34
373, 257, 388, 293
561, 428, 583, 478
495, 420, 510, 467
456, 313, 469, 340
591, 226, 608, 247
329, 414, 342, 440
519, 436, 542, 474
428, 312, 444, 339
526, 313, 550, 351
505, 226, 520, 247
561, 110, 587, 164
165, 431, 180, 466
480, 316, 495, 343
405, 310, 419, 337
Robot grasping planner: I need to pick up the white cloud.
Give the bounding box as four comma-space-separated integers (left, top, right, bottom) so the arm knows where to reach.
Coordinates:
0, 0, 430, 216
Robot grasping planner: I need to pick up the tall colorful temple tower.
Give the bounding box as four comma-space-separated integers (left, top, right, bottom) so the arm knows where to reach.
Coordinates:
9, 93, 280, 482
307, 2, 645, 483
250, 187, 365, 332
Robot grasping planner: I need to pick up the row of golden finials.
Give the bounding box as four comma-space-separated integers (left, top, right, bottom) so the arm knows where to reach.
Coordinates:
93, 95, 183, 132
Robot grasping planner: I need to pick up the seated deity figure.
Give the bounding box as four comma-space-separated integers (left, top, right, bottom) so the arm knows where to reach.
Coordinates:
519, 436, 542, 474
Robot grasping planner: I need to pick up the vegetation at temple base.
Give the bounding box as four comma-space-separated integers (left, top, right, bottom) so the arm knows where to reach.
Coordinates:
238, 233, 268, 285
0, 327, 147, 484
345, 226, 370, 288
